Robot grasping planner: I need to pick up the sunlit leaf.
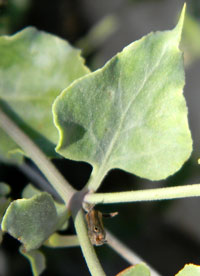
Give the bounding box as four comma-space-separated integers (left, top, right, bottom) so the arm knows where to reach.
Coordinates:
53, 6, 192, 182
175, 264, 200, 276
116, 263, 150, 276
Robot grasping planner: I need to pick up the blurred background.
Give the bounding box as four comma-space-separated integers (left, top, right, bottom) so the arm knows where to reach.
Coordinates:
1, 0, 200, 275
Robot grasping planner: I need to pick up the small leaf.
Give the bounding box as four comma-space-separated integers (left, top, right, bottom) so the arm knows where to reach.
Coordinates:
0, 27, 90, 161
22, 184, 69, 231
53, 5, 192, 181
116, 263, 150, 276
1, 192, 59, 251
22, 183, 42, 199
20, 246, 46, 276
175, 264, 200, 276
0, 182, 11, 196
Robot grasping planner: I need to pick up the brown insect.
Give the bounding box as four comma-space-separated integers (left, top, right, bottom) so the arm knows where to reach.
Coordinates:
85, 205, 118, 246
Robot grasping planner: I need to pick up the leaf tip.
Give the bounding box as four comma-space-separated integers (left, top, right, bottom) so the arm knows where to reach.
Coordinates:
174, 3, 186, 43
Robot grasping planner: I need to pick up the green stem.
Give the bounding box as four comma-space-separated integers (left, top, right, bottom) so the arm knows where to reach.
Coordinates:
73, 209, 106, 276
84, 183, 200, 204
85, 165, 109, 192
0, 107, 75, 205
44, 233, 79, 248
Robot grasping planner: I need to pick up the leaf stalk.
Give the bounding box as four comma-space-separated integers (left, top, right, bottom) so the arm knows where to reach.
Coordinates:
84, 183, 200, 204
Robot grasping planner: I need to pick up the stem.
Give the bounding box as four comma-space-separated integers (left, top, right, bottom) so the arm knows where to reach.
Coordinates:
85, 165, 109, 192
0, 107, 75, 205
106, 230, 161, 276
73, 209, 106, 276
84, 183, 200, 204
44, 233, 79, 248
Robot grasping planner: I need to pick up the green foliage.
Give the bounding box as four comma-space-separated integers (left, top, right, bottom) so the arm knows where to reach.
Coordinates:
20, 246, 46, 276
175, 264, 200, 276
1, 192, 67, 251
53, 6, 192, 183
22, 184, 69, 230
0, 0, 31, 35
116, 263, 150, 276
0, 4, 197, 276
0, 27, 89, 161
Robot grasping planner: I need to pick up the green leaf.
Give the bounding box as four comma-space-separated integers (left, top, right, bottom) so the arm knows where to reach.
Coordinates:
0, 27, 90, 160
20, 246, 46, 276
22, 184, 69, 231
53, 5, 192, 184
22, 183, 42, 199
116, 263, 150, 276
1, 192, 61, 251
0, 182, 10, 196
175, 264, 200, 276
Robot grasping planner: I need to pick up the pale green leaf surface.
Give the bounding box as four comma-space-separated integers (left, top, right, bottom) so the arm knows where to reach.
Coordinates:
22, 184, 69, 230
0, 27, 90, 160
53, 6, 192, 182
20, 246, 46, 276
175, 264, 200, 276
116, 263, 150, 276
22, 183, 42, 199
1, 192, 60, 251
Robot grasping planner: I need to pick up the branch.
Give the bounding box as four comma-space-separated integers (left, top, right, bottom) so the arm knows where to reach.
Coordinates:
84, 183, 200, 204
73, 209, 106, 276
44, 233, 79, 248
0, 107, 75, 205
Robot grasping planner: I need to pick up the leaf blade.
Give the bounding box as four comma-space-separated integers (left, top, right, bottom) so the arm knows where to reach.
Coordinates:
175, 264, 200, 276
20, 246, 46, 276
116, 263, 150, 276
0, 27, 90, 160
53, 6, 192, 183
1, 192, 65, 251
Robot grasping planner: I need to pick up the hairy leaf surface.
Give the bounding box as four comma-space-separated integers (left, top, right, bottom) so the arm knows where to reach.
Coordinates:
1, 193, 63, 251
53, 6, 192, 181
